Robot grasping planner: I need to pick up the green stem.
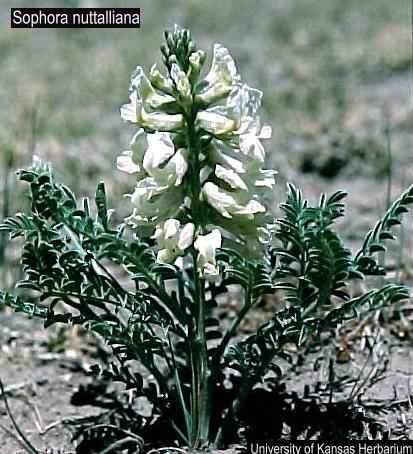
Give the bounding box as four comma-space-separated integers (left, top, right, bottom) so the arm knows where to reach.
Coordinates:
190, 254, 208, 447
186, 109, 204, 226
185, 106, 210, 447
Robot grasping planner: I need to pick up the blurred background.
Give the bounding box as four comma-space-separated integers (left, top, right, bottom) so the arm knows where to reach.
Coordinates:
0, 0, 412, 285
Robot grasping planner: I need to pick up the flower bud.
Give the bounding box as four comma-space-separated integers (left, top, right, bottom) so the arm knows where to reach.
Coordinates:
171, 63, 192, 104
188, 50, 206, 83
149, 64, 174, 94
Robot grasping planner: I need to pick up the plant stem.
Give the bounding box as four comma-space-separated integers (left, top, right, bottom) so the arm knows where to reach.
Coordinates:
185, 106, 210, 447
190, 255, 209, 447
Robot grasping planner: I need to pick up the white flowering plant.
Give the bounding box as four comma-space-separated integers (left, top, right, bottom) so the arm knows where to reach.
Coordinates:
1, 27, 412, 451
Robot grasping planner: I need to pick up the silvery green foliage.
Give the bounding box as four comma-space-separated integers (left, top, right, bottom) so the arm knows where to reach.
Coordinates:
0, 27, 412, 451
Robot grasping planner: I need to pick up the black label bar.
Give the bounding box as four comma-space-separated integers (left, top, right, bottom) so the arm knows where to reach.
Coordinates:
248, 441, 413, 454
11, 8, 141, 29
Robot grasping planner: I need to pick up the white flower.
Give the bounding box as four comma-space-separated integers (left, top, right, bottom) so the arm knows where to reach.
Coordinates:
121, 91, 139, 123
117, 150, 141, 174
117, 129, 188, 190
143, 133, 189, 187
208, 144, 246, 174
194, 65, 275, 256
231, 85, 263, 136
139, 103, 185, 132
194, 229, 222, 281
208, 138, 276, 189
130, 177, 167, 209
196, 110, 236, 136
215, 164, 248, 191
211, 138, 276, 189
202, 182, 265, 220
130, 66, 175, 111
120, 131, 189, 228
239, 123, 272, 162
127, 170, 187, 225
117, 129, 147, 176
239, 132, 265, 162
154, 219, 195, 263
195, 84, 262, 140
119, 37, 277, 258
118, 131, 189, 189
128, 178, 185, 226
143, 132, 175, 171
121, 67, 185, 132
200, 136, 276, 256
196, 44, 240, 105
